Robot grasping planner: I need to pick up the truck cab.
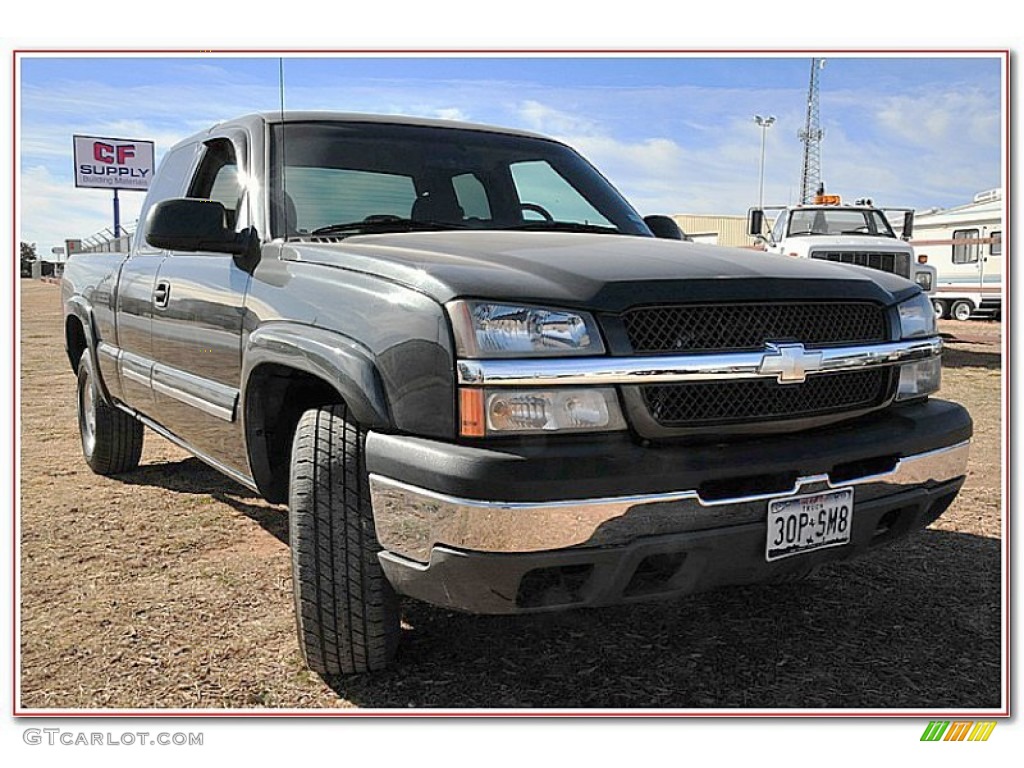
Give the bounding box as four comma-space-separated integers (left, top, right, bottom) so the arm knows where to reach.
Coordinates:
748, 194, 937, 298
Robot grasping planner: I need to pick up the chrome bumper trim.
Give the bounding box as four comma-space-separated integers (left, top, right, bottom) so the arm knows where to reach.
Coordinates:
369, 440, 969, 562
456, 337, 942, 387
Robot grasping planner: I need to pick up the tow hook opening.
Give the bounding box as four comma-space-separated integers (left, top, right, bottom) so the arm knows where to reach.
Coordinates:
516, 564, 593, 609
872, 504, 915, 544
624, 551, 689, 597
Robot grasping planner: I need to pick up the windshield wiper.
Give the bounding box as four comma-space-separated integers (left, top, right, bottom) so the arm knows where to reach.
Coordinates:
309, 217, 468, 237
839, 230, 891, 237
503, 221, 621, 234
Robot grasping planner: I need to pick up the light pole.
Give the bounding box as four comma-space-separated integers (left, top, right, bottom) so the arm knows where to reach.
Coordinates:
754, 115, 776, 212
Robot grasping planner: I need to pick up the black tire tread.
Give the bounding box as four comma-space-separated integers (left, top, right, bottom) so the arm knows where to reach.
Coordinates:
289, 403, 400, 675
78, 355, 144, 476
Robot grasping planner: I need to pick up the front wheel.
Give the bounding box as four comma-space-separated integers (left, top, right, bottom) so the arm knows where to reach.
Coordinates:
76, 352, 144, 475
950, 299, 974, 322
289, 403, 401, 676
932, 299, 947, 320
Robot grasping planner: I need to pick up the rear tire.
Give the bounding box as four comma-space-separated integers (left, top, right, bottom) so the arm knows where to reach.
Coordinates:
950, 299, 974, 322
932, 299, 947, 320
76, 352, 144, 475
289, 403, 400, 676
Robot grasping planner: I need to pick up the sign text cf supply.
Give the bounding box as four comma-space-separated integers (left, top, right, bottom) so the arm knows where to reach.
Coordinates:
73, 135, 155, 190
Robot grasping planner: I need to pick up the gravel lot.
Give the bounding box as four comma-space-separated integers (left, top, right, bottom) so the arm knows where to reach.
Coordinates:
18, 279, 1003, 710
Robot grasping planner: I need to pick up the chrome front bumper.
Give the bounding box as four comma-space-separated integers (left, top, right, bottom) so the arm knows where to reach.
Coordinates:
369, 440, 970, 563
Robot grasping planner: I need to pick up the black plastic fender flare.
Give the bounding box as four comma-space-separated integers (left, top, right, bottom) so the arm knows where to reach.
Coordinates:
241, 322, 392, 499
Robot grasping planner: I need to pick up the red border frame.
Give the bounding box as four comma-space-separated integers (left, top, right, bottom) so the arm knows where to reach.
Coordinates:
10, 47, 1012, 719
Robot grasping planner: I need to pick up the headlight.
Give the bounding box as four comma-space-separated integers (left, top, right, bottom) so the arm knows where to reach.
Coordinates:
898, 292, 937, 339
459, 387, 626, 437
448, 301, 605, 357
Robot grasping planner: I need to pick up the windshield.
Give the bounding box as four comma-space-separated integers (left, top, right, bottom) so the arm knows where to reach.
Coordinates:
269, 121, 650, 239
786, 208, 896, 238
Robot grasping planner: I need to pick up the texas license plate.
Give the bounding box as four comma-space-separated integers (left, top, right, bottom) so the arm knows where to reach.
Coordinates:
765, 487, 854, 562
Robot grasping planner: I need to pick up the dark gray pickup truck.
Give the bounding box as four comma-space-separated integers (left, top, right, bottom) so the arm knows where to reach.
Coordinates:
62, 112, 971, 675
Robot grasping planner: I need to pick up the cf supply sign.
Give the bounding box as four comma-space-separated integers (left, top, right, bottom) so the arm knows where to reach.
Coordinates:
74, 135, 154, 190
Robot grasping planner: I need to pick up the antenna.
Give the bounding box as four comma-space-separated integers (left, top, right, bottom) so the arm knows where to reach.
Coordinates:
798, 58, 826, 204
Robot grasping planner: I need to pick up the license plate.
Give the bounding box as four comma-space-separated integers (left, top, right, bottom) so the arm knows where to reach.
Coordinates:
765, 487, 853, 562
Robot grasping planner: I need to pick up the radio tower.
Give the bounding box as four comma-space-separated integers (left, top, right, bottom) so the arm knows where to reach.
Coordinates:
798, 58, 826, 204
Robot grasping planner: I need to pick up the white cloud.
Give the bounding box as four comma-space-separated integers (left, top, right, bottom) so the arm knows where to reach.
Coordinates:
432, 107, 471, 122
517, 100, 600, 136
19, 166, 145, 254
872, 89, 995, 148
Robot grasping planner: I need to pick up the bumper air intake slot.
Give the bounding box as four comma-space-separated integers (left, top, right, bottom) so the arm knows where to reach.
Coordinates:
624, 551, 689, 596
516, 564, 593, 609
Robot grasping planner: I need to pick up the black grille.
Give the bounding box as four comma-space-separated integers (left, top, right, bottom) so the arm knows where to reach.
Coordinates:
641, 368, 894, 427
811, 250, 909, 277
622, 302, 887, 354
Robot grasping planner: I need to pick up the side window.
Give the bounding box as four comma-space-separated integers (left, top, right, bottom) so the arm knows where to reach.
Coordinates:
188, 140, 243, 230
990, 230, 1002, 257
509, 160, 611, 226
135, 143, 198, 253
788, 210, 815, 235
452, 173, 492, 220
952, 228, 980, 264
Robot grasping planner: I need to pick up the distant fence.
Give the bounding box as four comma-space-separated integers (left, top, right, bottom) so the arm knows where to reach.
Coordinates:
78, 220, 138, 254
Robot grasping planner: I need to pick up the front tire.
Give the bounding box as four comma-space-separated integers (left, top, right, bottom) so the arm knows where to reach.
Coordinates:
76, 352, 144, 475
289, 404, 400, 676
932, 299, 947, 320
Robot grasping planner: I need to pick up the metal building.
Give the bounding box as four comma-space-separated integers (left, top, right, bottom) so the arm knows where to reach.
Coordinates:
672, 214, 759, 248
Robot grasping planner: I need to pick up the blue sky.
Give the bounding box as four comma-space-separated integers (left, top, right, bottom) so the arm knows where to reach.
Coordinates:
18, 54, 1004, 255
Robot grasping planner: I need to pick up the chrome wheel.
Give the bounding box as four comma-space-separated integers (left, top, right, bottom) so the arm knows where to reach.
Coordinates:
78, 364, 97, 457
951, 300, 973, 322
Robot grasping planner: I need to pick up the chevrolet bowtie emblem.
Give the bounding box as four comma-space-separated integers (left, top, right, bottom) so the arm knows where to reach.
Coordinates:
758, 343, 823, 384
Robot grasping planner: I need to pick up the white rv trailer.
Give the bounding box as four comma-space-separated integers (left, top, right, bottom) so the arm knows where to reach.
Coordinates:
911, 189, 1003, 320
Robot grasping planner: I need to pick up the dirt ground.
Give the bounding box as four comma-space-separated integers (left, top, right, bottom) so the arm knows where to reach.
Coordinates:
18, 279, 1004, 710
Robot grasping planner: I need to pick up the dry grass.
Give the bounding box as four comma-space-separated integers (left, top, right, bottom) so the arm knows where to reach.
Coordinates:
18, 280, 1003, 710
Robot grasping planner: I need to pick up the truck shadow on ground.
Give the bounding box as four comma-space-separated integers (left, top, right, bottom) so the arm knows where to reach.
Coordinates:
940, 347, 1001, 370
939, 327, 1002, 371
118, 458, 289, 546
324, 528, 1001, 710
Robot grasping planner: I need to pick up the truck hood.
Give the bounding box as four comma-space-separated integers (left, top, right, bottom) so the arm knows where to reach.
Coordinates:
282, 231, 919, 312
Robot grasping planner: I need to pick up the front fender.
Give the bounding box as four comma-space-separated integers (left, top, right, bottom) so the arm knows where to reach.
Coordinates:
242, 322, 391, 429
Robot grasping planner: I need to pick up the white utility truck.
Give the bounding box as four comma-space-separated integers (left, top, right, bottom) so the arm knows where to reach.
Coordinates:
748, 192, 937, 299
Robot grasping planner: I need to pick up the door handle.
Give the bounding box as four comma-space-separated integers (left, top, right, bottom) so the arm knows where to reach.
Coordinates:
154, 280, 171, 309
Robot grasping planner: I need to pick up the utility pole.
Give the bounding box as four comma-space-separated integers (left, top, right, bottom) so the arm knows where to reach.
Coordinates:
798, 58, 826, 204
754, 115, 776, 211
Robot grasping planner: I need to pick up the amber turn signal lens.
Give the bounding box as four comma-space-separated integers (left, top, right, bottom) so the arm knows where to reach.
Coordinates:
459, 388, 485, 437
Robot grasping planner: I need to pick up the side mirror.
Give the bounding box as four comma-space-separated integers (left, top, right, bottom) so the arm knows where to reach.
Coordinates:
146, 198, 246, 254
644, 215, 685, 241
901, 211, 914, 241
747, 208, 765, 237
